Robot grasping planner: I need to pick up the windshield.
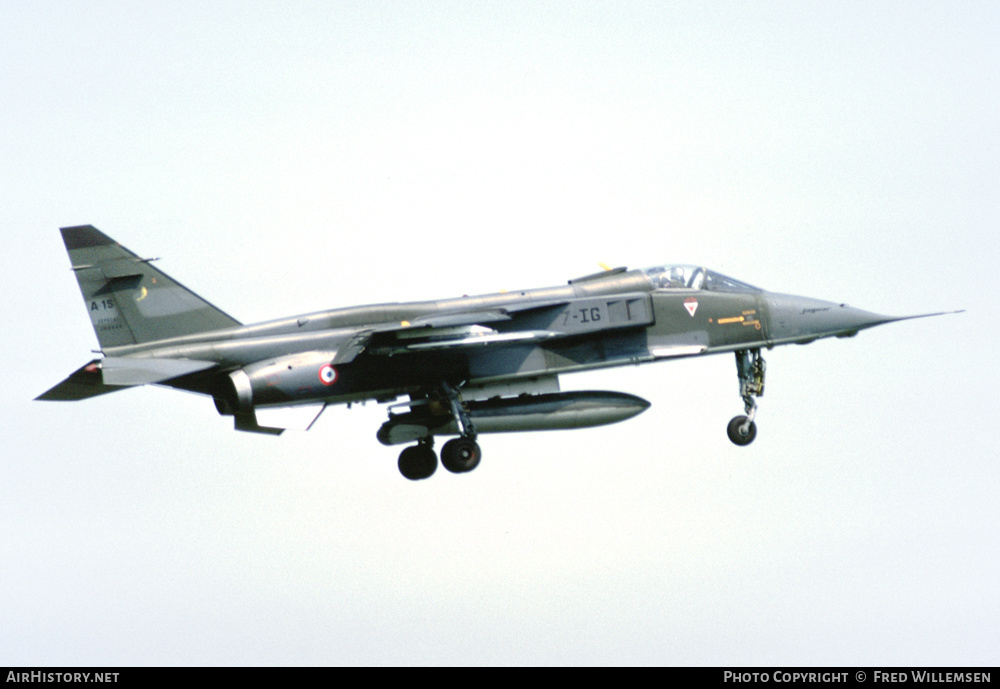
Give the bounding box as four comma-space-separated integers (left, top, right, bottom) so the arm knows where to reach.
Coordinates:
642, 265, 761, 293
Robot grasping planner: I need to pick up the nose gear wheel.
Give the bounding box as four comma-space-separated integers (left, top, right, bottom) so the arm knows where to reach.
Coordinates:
727, 415, 757, 445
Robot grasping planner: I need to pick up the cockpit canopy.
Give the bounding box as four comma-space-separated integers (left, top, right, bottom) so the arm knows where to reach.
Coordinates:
642, 265, 761, 293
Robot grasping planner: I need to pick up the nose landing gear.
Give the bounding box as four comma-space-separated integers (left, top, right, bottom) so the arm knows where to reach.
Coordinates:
728, 349, 765, 446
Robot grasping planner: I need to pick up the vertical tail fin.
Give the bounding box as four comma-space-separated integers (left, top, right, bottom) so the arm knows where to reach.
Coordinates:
60, 225, 241, 348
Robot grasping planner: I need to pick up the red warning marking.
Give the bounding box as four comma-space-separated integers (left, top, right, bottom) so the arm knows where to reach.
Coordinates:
684, 298, 699, 317
318, 364, 337, 386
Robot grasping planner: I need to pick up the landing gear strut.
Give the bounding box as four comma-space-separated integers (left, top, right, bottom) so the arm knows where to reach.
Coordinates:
438, 381, 481, 474
728, 349, 765, 446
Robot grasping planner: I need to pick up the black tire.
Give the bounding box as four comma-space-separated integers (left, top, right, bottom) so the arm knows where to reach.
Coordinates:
398, 445, 438, 480
727, 415, 757, 446
440, 438, 482, 474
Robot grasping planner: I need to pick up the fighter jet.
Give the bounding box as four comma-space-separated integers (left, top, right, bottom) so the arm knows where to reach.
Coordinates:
38, 225, 959, 480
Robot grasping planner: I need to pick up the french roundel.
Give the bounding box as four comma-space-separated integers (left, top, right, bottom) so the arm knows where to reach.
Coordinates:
318, 364, 337, 386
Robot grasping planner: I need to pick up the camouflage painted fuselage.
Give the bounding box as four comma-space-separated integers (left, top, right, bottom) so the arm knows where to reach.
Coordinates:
39, 225, 951, 447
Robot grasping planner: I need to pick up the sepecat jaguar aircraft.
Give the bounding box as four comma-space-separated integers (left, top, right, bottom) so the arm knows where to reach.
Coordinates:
38, 225, 959, 479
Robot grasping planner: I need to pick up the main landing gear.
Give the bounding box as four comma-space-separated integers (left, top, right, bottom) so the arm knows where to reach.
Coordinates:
396, 382, 481, 480
728, 349, 766, 446
398, 440, 438, 480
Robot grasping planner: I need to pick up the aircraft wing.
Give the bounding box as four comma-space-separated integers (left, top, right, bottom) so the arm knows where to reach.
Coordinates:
363, 294, 653, 355
406, 309, 516, 328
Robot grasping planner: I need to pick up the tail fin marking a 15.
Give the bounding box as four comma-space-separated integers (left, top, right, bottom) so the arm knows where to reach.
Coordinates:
61, 225, 241, 349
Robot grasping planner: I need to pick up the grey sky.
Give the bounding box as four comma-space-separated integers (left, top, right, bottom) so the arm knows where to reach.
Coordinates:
2, 2, 997, 665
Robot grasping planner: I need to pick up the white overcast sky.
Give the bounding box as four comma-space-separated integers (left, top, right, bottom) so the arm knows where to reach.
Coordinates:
2, 1, 997, 666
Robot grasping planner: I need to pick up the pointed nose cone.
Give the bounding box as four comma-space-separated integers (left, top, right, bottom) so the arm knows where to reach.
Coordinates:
764, 293, 913, 344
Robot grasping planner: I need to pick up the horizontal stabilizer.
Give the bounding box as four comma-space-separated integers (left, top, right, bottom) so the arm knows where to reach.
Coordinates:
36, 357, 216, 401
36, 360, 125, 401
99, 357, 216, 386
